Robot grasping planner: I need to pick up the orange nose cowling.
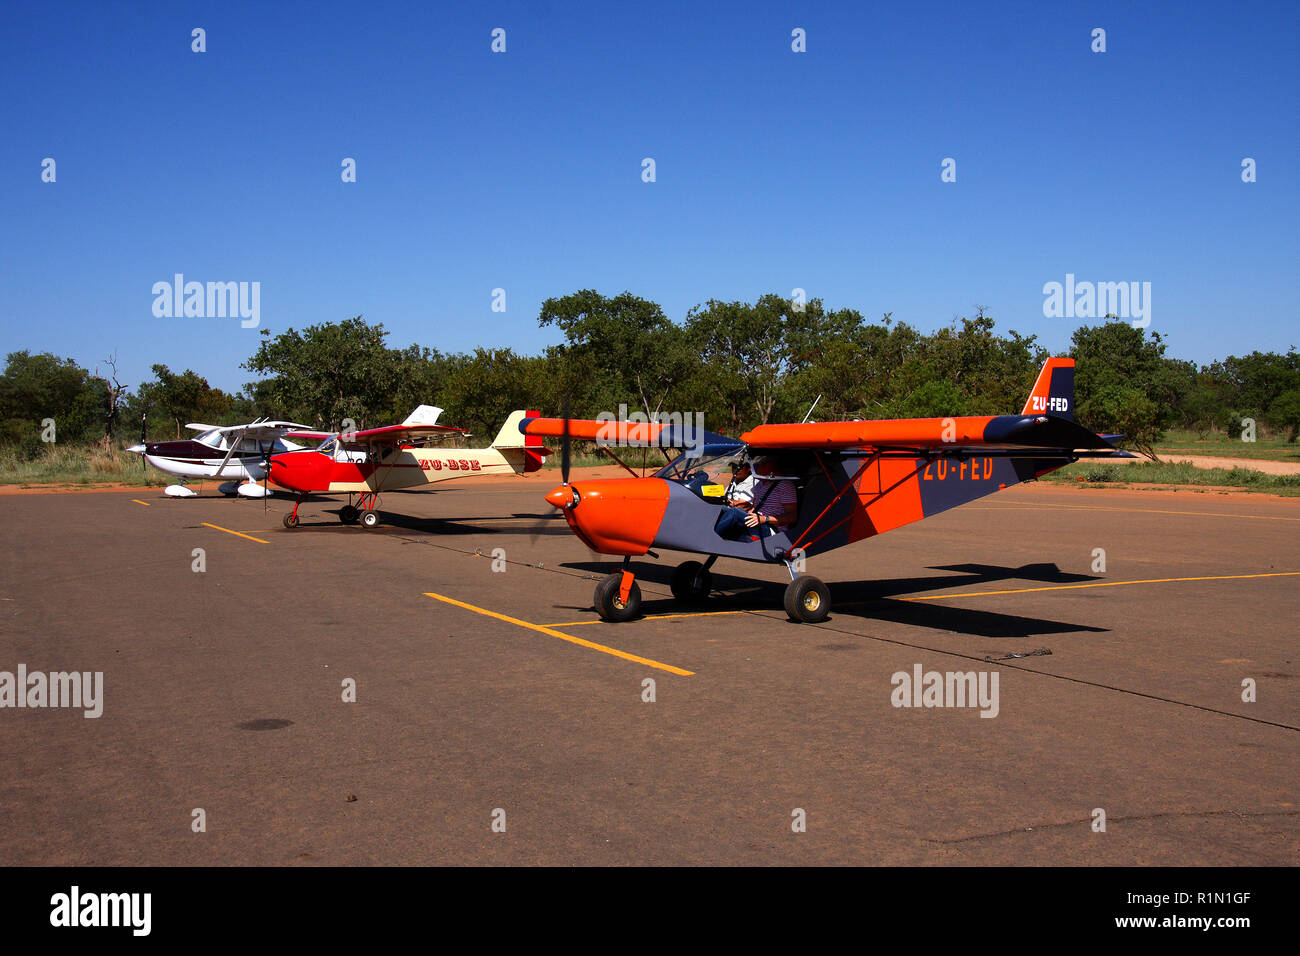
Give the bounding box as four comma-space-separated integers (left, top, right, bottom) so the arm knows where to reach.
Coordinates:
545, 478, 669, 556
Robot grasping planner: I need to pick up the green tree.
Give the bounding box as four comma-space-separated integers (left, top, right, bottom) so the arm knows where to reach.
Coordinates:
1268, 389, 1300, 442
873, 311, 1045, 418
440, 348, 552, 438
685, 293, 863, 428
1070, 322, 1177, 457
136, 365, 237, 438
0, 351, 105, 452
539, 290, 693, 418
243, 316, 399, 429
384, 345, 455, 423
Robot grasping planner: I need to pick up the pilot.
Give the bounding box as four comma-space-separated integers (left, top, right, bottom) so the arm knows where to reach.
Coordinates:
724, 460, 755, 509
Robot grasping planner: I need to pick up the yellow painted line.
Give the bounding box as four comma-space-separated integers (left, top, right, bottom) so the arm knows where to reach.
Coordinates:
896, 571, 1300, 602
543, 609, 749, 628
424, 592, 694, 676
201, 522, 269, 544
131, 499, 151, 506
968, 502, 1300, 521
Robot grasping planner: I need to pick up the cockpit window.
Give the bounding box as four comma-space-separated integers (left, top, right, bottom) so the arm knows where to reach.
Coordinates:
654, 445, 748, 483
317, 437, 337, 457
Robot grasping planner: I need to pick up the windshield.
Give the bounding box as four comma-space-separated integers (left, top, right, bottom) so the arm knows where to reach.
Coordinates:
654, 445, 748, 484
316, 437, 338, 457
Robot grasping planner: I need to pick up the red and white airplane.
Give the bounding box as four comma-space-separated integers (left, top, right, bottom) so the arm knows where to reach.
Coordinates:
268, 407, 549, 528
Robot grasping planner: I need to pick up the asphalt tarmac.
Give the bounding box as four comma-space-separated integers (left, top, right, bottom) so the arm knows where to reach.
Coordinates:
1, 478, 1296, 865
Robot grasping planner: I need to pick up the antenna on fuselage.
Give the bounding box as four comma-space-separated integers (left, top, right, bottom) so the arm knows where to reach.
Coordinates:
801, 395, 822, 424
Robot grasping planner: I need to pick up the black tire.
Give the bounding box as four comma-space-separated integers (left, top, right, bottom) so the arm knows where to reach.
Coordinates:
282, 513, 299, 529
361, 511, 380, 529
784, 575, 830, 623
340, 505, 358, 524
670, 561, 712, 603
594, 573, 641, 622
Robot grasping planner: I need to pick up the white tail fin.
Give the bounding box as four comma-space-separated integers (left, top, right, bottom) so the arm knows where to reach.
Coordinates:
490, 410, 530, 448
490, 410, 546, 474
402, 405, 443, 427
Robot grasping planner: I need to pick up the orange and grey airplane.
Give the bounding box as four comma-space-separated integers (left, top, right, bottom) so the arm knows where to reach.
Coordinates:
524, 358, 1133, 622
268, 407, 549, 529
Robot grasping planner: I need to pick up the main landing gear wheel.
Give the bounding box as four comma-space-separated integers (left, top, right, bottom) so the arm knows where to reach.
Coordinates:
670, 560, 712, 603
595, 573, 641, 623
361, 511, 380, 529
340, 505, 359, 524
282, 513, 299, 529
784, 575, 830, 623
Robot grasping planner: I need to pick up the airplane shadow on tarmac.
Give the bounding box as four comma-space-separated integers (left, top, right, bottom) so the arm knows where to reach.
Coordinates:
556, 560, 1109, 640
273, 509, 571, 536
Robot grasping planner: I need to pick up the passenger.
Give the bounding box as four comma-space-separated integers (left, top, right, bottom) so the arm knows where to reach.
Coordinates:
746, 456, 798, 535
715, 456, 798, 539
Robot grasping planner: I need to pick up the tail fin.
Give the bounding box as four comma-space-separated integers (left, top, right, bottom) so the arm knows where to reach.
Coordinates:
402, 405, 443, 427
491, 410, 548, 473
490, 410, 537, 448
1022, 358, 1075, 421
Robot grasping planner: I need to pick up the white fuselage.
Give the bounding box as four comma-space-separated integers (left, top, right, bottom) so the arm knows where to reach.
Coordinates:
136, 429, 304, 482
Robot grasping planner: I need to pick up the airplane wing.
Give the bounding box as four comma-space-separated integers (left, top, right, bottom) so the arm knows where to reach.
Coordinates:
186, 420, 314, 440
200, 418, 317, 478
522, 417, 741, 450
228, 421, 314, 441
740, 414, 1131, 456
740, 355, 1134, 458
284, 423, 468, 446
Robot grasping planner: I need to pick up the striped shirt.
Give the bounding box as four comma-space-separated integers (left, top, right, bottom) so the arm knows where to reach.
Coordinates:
753, 478, 798, 525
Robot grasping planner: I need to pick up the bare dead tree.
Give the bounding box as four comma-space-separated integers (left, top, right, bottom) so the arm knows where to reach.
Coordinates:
92, 351, 129, 449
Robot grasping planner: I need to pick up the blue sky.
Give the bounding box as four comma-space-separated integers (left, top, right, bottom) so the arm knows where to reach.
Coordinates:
2, 0, 1296, 394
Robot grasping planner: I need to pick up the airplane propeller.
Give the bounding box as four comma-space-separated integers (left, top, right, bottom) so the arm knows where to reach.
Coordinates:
258, 440, 273, 512
525, 396, 570, 546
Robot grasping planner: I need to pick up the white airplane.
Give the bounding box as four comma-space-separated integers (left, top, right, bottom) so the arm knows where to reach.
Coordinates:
127, 417, 314, 498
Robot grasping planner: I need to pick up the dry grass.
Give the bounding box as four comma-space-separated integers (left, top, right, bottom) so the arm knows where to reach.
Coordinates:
0, 443, 166, 486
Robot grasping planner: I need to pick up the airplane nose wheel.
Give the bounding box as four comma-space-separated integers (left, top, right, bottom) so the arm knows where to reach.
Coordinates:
784, 575, 830, 623
595, 572, 641, 622
283, 493, 305, 529
670, 560, 712, 603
